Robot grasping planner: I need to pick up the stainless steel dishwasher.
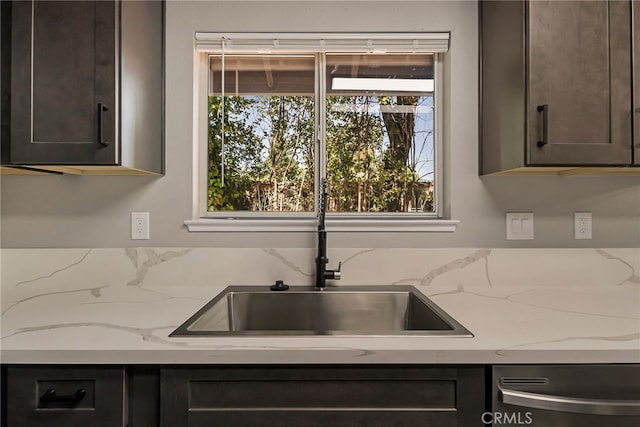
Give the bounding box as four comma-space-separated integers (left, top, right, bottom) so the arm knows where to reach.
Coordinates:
490, 365, 640, 426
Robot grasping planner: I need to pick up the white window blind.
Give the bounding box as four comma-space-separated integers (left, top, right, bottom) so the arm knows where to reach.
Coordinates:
195, 32, 450, 53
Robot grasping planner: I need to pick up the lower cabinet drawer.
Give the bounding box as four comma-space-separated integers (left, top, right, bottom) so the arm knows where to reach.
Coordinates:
6, 366, 126, 427
160, 365, 485, 427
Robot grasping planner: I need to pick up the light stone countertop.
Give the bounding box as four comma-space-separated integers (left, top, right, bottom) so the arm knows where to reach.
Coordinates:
1, 248, 639, 364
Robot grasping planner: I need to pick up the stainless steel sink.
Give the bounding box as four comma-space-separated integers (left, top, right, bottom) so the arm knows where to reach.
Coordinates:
170, 285, 472, 337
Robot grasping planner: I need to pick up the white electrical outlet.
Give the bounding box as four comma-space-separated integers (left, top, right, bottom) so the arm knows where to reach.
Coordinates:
574, 212, 592, 240
131, 212, 150, 240
506, 213, 534, 240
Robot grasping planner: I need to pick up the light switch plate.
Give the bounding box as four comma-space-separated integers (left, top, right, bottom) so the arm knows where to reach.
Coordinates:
506, 213, 534, 240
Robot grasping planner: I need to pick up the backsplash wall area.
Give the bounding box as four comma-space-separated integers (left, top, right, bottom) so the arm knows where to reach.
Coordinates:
1, 1, 639, 249
2, 248, 637, 290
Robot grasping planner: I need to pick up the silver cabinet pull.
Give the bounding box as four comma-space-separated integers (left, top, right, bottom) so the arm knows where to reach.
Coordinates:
499, 387, 640, 416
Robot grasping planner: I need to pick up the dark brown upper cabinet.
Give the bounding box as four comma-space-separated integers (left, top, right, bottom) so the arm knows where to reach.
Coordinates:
480, 0, 638, 175
634, 2, 640, 166
1, 0, 164, 175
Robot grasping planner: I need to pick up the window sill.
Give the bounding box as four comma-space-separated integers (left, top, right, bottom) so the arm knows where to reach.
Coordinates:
184, 218, 459, 233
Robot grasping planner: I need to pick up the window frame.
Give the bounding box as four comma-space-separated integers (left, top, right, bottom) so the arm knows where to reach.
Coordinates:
186, 33, 458, 233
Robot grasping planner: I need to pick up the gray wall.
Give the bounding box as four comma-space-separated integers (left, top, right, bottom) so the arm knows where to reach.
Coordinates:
1, 0, 639, 248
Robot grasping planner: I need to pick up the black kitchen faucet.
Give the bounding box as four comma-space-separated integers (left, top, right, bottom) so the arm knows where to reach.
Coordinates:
315, 179, 341, 289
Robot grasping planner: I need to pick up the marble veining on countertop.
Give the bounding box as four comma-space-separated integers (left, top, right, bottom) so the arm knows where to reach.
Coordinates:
1, 247, 639, 364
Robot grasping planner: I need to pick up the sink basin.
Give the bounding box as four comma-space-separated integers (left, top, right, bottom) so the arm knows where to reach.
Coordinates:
170, 286, 473, 337
170, 285, 472, 337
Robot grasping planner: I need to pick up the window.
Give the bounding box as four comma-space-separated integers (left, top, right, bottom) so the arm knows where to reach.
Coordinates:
208, 54, 316, 213
325, 53, 435, 214
189, 33, 455, 231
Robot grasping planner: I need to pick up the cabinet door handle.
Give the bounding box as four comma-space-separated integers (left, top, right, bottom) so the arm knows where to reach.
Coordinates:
98, 103, 109, 146
40, 388, 87, 404
536, 104, 548, 148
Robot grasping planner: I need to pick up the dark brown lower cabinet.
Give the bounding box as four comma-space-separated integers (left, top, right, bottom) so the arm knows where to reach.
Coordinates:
1, 364, 486, 426
160, 365, 486, 427
4, 366, 126, 427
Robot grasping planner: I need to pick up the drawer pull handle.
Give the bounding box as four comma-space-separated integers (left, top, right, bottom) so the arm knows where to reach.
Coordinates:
98, 103, 109, 146
40, 388, 86, 404
536, 104, 548, 148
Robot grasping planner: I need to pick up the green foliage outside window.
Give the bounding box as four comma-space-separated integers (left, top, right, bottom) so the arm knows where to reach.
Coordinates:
208, 95, 434, 213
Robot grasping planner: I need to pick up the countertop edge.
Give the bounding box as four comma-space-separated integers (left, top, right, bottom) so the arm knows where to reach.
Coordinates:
3, 349, 639, 365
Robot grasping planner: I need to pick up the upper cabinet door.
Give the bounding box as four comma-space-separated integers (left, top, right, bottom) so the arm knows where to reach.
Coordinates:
10, 0, 117, 164
634, 1, 640, 165
527, 0, 632, 166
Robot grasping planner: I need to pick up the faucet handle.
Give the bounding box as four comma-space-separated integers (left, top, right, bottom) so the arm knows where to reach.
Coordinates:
334, 262, 342, 280
323, 262, 342, 281
329, 262, 342, 281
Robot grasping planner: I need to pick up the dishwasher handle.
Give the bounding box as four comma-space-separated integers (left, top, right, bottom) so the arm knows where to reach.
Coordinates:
498, 387, 640, 416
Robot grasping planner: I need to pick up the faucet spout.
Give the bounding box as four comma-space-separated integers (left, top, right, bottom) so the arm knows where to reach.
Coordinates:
316, 179, 341, 289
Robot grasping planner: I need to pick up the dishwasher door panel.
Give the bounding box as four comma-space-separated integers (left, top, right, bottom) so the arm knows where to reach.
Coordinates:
492, 365, 640, 427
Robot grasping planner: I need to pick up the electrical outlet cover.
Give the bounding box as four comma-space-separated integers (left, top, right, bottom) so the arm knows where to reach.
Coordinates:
574, 212, 592, 240
131, 212, 150, 240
